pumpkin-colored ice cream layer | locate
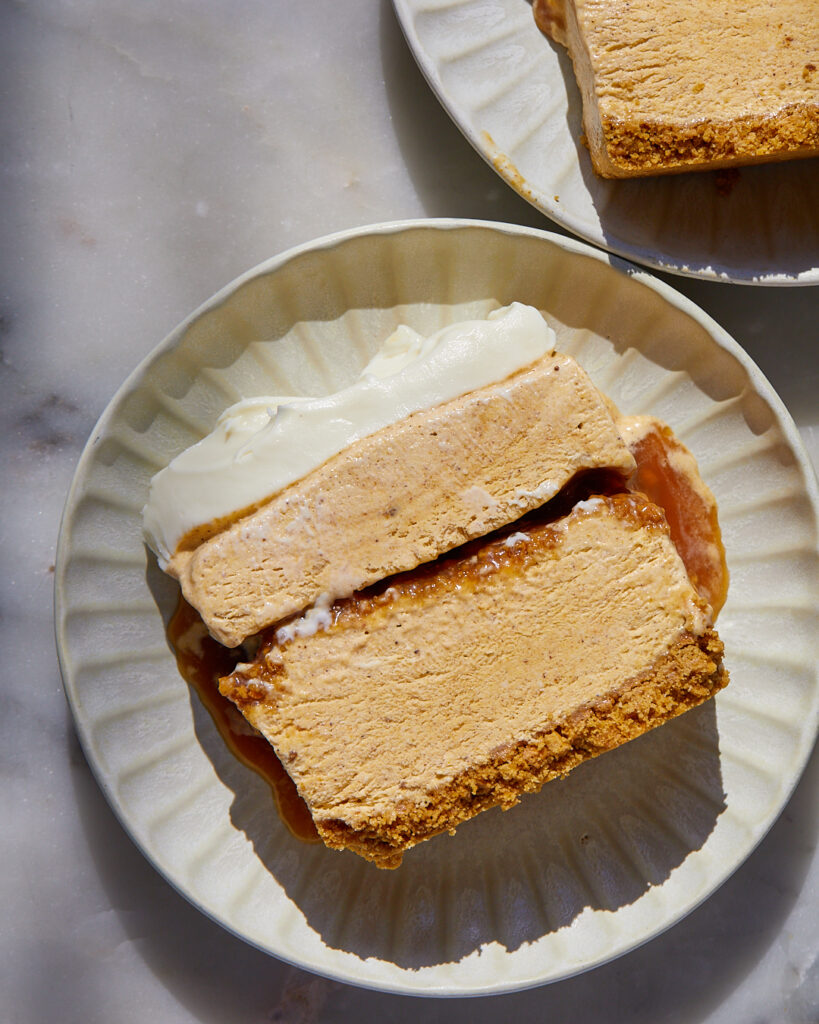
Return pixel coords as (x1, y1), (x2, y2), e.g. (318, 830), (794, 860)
(168, 352), (634, 647)
(534, 0), (819, 177)
(220, 493), (727, 868)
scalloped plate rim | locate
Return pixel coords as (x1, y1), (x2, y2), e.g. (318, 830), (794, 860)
(54, 219), (819, 996)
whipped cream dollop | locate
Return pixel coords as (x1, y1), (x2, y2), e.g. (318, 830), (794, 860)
(143, 302), (556, 565)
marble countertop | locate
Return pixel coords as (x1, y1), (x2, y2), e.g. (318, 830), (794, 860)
(3, 1), (817, 1021)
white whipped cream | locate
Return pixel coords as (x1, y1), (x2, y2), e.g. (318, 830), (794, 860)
(143, 302), (556, 565)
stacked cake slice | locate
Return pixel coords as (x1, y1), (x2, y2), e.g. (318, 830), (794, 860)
(145, 304), (728, 867)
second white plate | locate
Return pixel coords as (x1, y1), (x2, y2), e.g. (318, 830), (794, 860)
(393, 0), (819, 284)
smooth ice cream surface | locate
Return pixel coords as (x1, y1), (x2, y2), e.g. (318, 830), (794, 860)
(143, 303), (556, 565)
(567, 0), (818, 123)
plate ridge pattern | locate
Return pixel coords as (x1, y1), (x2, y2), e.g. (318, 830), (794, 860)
(56, 222), (819, 994)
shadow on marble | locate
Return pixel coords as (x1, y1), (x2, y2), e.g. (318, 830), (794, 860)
(333, 736), (819, 1023)
(379, 0), (555, 231)
(658, 274), (819, 433)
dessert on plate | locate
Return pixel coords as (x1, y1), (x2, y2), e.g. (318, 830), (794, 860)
(144, 303), (728, 867)
(533, 0), (819, 177)
(221, 490), (724, 868)
(148, 305), (634, 647)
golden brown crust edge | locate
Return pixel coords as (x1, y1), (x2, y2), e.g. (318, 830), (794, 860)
(597, 104), (819, 178)
(316, 628), (727, 869)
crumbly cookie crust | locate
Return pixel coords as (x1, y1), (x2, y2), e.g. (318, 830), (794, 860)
(598, 104), (819, 178)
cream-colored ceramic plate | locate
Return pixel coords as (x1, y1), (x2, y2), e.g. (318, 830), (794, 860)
(392, 0), (819, 285)
(55, 221), (819, 996)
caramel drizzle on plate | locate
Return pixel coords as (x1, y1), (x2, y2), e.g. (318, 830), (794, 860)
(167, 597), (319, 843)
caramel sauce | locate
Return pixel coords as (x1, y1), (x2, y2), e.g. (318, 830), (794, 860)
(167, 596), (318, 842)
(626, 420), (728, 617)
(320, 485), (662, 632)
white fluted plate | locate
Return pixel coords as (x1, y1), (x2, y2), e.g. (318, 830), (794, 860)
(392, 0), (819, 284)
(55, 221), (819, 995)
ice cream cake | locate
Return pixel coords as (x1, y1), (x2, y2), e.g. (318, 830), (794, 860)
(533, 0), (819, 177)
(145, 303), (729, 867)
(221, 491), (725, 867)
(145, 304), (634, 647)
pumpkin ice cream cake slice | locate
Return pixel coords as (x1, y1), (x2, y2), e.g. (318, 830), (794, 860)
(221, 491), (726, 868)
(144, 302), (728, 868)
(534, 0), (819, 177)
(145, 303), (635, 647)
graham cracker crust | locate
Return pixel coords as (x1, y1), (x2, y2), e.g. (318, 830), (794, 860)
(598, 104), (819, 177)
(316, 628), (727, 868)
